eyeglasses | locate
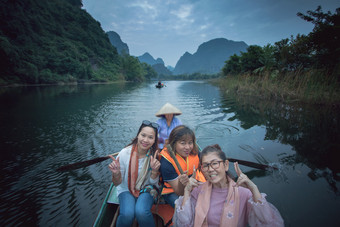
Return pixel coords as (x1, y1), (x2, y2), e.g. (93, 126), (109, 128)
(142, 120), (159, 130)
(201, 160), (224, 171)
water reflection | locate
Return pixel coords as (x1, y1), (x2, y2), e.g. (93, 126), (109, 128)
(220, 93), (340, 194)
(1, 81), (339, 227)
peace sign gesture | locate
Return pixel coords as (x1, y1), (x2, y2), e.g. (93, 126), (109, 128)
(184, 166), (203, 193)
(234, 162), (262, 202)
(108, 155), (120, 174)
(150, 150), (160, 172)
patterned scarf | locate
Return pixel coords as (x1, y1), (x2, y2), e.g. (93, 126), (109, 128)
(194, 176), (240, 227)
(128, 144), (151, 197)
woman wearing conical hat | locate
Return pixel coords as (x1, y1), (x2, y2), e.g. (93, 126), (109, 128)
(155, 103), (182, 149)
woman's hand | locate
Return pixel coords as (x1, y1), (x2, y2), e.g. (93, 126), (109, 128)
(150, 150), (160, 179)
(184, 166), (202, 193)
(108, 155), (122, 185)
(108, 155), (120, 174)
(182, 166), (202, 206)
(234, 162), (262, 202)
(150, 150), (160, 172)
(178, 171), (189, 186)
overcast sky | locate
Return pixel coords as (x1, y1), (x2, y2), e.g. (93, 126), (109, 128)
(82, 0), (339, 67)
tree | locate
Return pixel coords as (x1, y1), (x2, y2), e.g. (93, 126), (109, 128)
(297, 6), (340, 74)
(141, 63), (157, 80)
(240, 45), (265, 73)
(222, 54), (241, 75)
(120, 55), (145, 82)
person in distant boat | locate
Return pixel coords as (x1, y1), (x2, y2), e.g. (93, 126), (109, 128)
(159, 125), (206, 208)
(173, 144), (284, 227)
(108, 120), (161, 227)
(158, 81), (162, 86)
(155, 102), (183, 149)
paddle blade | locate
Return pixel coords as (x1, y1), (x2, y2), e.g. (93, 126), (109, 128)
(56, 156), (110, 172)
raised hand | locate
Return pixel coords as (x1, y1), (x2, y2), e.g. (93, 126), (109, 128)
(184, 165), (202, 193)
(178, 170), (189, 186)
(108, 155), (120, 174)
(150, 150), (161, 172)
(234, 162), (262, 202)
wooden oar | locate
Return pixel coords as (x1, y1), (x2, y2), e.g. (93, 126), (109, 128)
(228, 158), (277, 170)
(196, 143), (277, 171)
(56, 152), (119, 172)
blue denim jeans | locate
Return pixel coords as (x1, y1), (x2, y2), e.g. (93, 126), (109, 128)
(117, 191), (155, 227)
(162, 192), (179, 208)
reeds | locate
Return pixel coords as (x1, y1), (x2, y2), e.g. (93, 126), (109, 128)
(215, 70), (340, 105)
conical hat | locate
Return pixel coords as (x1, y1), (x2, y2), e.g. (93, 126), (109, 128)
(155, 103), (182, 117)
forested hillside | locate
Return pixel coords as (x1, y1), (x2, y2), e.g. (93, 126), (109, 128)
(0, 0), (147, 85)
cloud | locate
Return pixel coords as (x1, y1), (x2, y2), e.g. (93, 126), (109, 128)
(82, 0), (340, 66)
(171, 4), (193, 20)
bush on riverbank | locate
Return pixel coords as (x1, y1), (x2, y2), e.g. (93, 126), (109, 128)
(218, 6), (340, 105)
(216, 70), (340, 105)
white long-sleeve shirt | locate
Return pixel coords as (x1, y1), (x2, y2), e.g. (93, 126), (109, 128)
(116, 145), (159, 197)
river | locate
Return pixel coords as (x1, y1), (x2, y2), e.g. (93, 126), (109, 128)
(0, 81), (339, 226)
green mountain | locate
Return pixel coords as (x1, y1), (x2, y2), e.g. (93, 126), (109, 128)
(138, 52), (164, 66)
(173, 38), (248, 75)
(138, 52), (172, 76)
(106, 31), (129, 55)
(0, 0), (143, 85)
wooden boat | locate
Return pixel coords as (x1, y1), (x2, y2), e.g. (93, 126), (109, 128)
(155, 84), (164, 88)
(93, 183), (174, 227)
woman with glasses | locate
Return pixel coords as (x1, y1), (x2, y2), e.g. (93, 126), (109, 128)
(173, 144), (284, 227)
(159, 125), (206, 208)
(155, 103), (183, 149)
(108, 120), (161, 227)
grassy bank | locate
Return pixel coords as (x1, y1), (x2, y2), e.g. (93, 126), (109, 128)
(214, 70), (340, 105)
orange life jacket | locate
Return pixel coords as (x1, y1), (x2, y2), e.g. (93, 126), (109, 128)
(160, 147), (206, 194)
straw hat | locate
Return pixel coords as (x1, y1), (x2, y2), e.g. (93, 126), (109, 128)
(155, 103), (182, 117)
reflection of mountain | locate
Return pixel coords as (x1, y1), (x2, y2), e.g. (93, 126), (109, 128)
(221, 94), (340, 193)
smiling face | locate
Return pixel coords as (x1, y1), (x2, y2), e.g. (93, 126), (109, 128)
(137, 126), (156, 153)
(201, 152), (229, 188)
(174, 135), (194, 158)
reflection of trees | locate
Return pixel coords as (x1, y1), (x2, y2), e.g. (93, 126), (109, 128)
(221, 94), (340, 193)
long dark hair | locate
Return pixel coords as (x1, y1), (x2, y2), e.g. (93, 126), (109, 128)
(167, 125), (198, 155)
(200, 144), (234, 179)
(127, 122), (159, 155)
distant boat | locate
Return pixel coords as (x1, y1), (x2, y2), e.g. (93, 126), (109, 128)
(93, 183), (174, 227)
(155, 82), (165, 88)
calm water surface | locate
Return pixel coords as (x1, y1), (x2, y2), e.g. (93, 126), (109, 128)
(0, 81), (339, 226)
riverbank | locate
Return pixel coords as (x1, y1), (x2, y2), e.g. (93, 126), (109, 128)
(213, 70), (340, 106)
(0, 79), (128, 88)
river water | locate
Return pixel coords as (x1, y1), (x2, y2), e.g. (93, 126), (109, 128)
(0, 81), (339, 226)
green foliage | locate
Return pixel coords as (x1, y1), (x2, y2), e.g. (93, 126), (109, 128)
(297, 6), (340, 73)
(141, 63), (157, 80)
(240, 45), (265, 72)
(119, 55), (145, 82)
(0, 0), (146, 85)
(161, 73), (221, 80)
(222, 54), (241, 75)
(222, 6), (339, 79)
